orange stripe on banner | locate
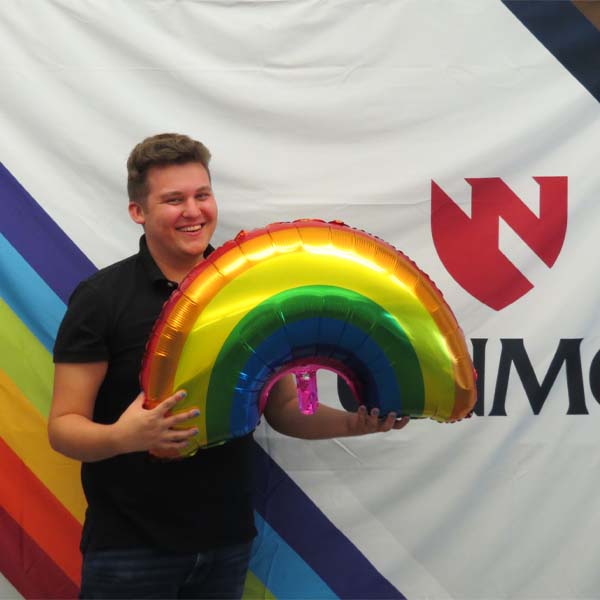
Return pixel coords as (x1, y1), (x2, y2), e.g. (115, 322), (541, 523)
(0, 368), (86, 523)
(0, 439), (82, 586)
(572, 1), (600, 30)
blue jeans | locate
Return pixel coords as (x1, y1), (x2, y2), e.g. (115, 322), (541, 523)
(79, 542), (253, 599)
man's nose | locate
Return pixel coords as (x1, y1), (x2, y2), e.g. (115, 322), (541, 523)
(182, 198), (202, 217)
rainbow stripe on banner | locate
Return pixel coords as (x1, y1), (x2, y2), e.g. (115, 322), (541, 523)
(0, 162), (404, 599)
(503, 0), (600, 103)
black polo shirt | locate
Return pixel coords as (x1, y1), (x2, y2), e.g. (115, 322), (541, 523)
(54, 236), (256, 553)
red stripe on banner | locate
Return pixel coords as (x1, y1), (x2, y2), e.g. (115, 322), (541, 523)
(0, 507), (79, 600)
(0, 439), (82, 588)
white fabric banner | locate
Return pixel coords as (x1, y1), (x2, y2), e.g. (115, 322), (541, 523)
(1, 1), (599, 598)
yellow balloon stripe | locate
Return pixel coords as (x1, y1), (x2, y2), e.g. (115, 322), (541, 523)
(0, 299), (53, 418)
(0, 368), (86, 523)
(145, 221), (475, 453)
(174, 248), (454, 443)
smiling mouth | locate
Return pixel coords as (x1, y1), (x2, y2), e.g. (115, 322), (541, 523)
(178, 224), (204, 233)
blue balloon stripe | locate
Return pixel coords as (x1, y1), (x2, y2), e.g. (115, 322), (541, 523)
(502, 0), (600, 102)
(250, 513), (337, 599)
(0, 234), (66, 352)
(0, 163), (96, 303)
(253, 443), (405, 600)
(230, 318), (402, 435)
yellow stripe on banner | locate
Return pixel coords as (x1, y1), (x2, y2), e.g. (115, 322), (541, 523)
(0, 299), (54, 418)
(0, 369), (86, 523)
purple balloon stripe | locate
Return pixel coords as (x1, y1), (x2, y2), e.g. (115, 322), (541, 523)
(0, 163), (96, 303)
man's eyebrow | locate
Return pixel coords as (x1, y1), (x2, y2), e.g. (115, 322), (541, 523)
(161, 185), (212, 196)
(159, 185), (212, 198)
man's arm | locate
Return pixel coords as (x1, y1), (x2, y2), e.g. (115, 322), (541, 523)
(263, 375), (409, 439)
(48, 362), (200, 462)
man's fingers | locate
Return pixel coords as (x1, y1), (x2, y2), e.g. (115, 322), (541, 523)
(360, 408), (410, 433)
(165, 407), (200, 428)
(360, 407), (377, 432)
(149, 441), (191, 459)
(392, 415), (410, 430)
(154, 427), (199, 457)
(133, 391), (146, 406)
(378, 412), (397, 432)
(154, 390), (188, 415)
(166, 427), (199, 443)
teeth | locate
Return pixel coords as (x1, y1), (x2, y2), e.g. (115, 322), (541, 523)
(179, 225), (203, 232)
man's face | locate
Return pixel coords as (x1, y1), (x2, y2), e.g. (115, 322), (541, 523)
(129, 162), (218, 272)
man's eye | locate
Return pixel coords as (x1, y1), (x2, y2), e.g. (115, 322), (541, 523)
(167, 198), (182, 204)
(196, 193), (210, 200)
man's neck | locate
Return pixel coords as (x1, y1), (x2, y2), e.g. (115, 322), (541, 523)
(146, 241), (203, 284)
(158, 261), (199, 284)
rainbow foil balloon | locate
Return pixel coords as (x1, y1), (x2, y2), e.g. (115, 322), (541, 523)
(141, 219), (476, 457)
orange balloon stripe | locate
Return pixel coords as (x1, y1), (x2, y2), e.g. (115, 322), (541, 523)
(0, 369), (86, 523)
(449, 350), (476, 420)
(144, 262), (225, 404)
(144, 221), (475, 423)
(410, 260), (474, 422)
(0, 439), (82, 586)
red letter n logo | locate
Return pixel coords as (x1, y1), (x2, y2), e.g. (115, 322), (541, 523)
(431, 177), (568, 310)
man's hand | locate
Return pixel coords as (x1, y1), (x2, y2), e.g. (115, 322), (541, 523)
(264, 374), (410, 439)
(49, 362), (201, 462)
(346, 406), (410, 436)
(114, 390), (200, 455)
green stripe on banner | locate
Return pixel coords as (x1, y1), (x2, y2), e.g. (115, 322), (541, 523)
(243, 569), (276, 600)
(0, 299), (53, 418)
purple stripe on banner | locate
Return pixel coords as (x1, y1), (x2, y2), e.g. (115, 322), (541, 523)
(253, 443), (405, 599)
(502, 0), (600, 103)
(0, 163), (405, 599)
(0, 163), (96, 303)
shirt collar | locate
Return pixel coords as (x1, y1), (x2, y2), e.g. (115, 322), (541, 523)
(138, 235), (215, 288)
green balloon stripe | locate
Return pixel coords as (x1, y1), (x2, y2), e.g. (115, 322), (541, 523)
(202, 286), (424, 441)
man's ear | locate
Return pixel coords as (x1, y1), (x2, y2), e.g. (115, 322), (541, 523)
(128, 202), (146, 225)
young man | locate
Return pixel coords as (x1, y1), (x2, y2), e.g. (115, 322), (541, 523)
(49, 133), (409, 599)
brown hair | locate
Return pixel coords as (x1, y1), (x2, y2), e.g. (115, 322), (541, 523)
(127, 133), (211, 204)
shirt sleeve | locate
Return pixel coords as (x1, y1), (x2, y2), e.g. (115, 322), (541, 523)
(53, 280), (111, 363)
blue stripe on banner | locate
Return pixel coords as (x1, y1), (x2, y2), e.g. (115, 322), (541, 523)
(0, 233), (66, 352)
(253, 443), (405, 599)
(0, 163), (96, 303)
(0, 162), (406, 599)
(502, 0), (600, 102)
(251, 513), (337, 599)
